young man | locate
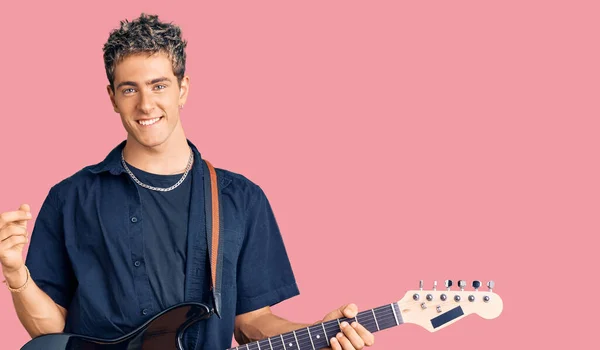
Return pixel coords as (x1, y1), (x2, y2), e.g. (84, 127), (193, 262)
(0, 13), (374, 350)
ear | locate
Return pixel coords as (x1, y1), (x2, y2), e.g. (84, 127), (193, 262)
(178, 76), (190, 108)
(107, 84), (119, 113)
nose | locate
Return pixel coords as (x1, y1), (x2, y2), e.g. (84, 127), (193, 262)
(137, 89), (155, 114)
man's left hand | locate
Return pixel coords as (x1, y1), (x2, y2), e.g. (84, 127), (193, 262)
(319, 303), (375, 350)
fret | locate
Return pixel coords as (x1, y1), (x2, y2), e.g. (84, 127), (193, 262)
(292, 330), (300, 349)
(269, 334), (285, 350)
(322, 319), (341, 344)
(282, 332), (297, 349)
(393, 302), (404, 325)
(371, 309), (380, 331)
(241, 338), (279, 350)
(391, 303), (399, 325)
(306, 326), (316, 350)
(308, 324), (329, 349)
(353, 310), (375, 334)
(280, 334), (287, 350)
(321, 322), (330, 347)
(374, 305), (400, 330)
(258, 339), (273, 350)
(295, 327), (315, 350)
(372, 307), (389, 330)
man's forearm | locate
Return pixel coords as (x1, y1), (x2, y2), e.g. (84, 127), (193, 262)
(5, 266), (67, 338)
(235, 312), (311, 344)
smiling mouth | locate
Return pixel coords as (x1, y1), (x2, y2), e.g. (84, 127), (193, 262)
(137, 116), (163, 126)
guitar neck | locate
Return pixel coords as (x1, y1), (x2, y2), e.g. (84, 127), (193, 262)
(228, 302), (403, 350)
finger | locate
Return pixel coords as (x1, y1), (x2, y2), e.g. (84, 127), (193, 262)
(0, 210), (32, 229)
(327, 303), (357, 321)
(342, 304), (358, 318)
(329, 336), (342, 350)
(340, 322), (365, 349)
(351, 322), (375, 346)
(322, 304), (348, 322)
(335, 332), (355, 350)
(14, 204), (31, 229)
(0, 223), (28, 241)
(0, 234), (28, 251)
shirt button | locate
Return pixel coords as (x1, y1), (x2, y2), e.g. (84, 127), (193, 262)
(130, 216), (138, 223)
(142, 309), (148, 316)
(134, 261), (141, 267)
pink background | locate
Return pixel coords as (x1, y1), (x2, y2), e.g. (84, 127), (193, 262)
(0, 0), (597, 348)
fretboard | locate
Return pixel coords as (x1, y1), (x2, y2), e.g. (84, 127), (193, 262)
(227, 302), (403, 350)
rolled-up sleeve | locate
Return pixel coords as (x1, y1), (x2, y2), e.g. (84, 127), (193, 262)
(235, 186), (299, 315)
(25, 187), (76, 309)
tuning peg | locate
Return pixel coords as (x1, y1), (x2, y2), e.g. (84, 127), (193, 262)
(458, 280), (466, 291)
(472, 280), (481, 291)
(487, 280), (495, 292)
(433, 281), (438, 291)
(419, 280), (423, 290)
(445, 280), (452, 290)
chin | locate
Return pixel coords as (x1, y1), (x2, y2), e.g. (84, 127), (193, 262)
(142, 139), (169, 149)
(129, 135), (168, 149)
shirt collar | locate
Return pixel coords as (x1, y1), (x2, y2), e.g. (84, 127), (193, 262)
(88, 139), (204, 176)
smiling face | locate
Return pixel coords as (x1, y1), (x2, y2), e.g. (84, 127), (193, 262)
(107, 52), (189, 150)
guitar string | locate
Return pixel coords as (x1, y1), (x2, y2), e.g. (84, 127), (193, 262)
(233, 305), (399, 349)
(236, 313), (398, 349)
(256, 313), (398, 344)
(234, 316), (397, 350)
(236, 316), (393, 350)
(235, 293), (489, 350)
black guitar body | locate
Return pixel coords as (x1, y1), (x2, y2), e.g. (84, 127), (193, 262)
(20, 302), (213, 350)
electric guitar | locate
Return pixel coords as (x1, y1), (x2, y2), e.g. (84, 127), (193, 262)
(20, 280), (503, 350)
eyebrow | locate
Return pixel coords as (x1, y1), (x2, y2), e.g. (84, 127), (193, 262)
(115, 77), (171, 90)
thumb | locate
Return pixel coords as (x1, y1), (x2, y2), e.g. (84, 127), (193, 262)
(322, 303), (358, 322)
(20, 204), (31, 215)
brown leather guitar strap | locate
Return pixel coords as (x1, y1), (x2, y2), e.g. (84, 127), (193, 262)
(203, 159), (223, 318)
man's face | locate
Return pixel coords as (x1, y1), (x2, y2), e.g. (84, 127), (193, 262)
(107, 52), (189, 149)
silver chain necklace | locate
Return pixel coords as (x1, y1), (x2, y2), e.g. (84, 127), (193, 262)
(121, 147), (194, 192)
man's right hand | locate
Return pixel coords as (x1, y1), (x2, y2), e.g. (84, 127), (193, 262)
(0, 204), (32, 280)
(1, 203), (69, 337)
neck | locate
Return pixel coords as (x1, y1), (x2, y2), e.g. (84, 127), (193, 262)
(122, 127), (192, 175)
(227, 303), (403, 350)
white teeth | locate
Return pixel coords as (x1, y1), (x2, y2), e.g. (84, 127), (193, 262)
(138, 117), (161, 126)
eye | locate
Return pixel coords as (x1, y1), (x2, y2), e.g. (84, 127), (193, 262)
(122, 88), (135, 95)
(155, 84), (167, 90)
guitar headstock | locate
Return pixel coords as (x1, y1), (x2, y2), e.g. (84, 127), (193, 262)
(398, 280), (503, 332)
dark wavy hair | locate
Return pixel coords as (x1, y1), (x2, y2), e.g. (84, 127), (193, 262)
(103, 13), (188, 91)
